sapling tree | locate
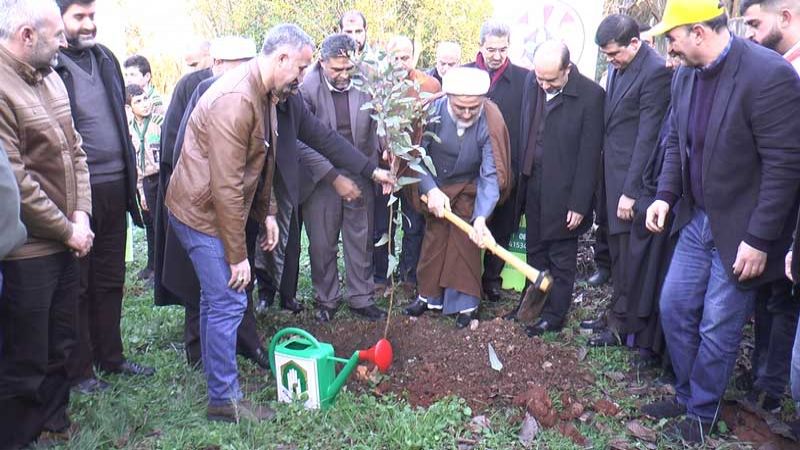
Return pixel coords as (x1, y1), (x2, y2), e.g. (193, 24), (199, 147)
(351, 47), (439, 335)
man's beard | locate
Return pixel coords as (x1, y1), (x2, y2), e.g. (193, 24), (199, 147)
(760, 26), (783, 52)
(30, 41), (58, 70)
(272, 80), (300, 102)
(67, 32), (96, 50)
(447, 102), (483, 136)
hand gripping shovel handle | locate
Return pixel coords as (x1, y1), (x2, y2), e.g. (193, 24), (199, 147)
(421, 195), (552, 293)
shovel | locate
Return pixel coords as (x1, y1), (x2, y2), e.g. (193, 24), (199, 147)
(421, 196), (552, 323)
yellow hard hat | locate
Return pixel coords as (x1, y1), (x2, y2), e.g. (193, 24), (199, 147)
(649, 0), (727, 36)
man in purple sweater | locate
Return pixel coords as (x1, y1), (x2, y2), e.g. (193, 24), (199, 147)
(643, 0), (800, 444)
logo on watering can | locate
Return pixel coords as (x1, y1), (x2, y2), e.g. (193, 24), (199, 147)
(280, 361), (309, 401)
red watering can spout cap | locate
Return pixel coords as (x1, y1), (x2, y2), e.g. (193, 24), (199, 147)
(358, 338), (393, 373)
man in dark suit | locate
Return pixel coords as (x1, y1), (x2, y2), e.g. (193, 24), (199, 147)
(464, 20), (530, 302)
(643, 0), (800, 443)
(581, 14), (671, 347)
(510, 41), (604, 336)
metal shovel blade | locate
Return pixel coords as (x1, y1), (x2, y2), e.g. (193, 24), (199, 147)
(488, 343), (503, 372)
(516, 284), (548, 324)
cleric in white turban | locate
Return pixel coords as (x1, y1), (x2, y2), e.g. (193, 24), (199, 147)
(443, 67), (490, 136)
(210, 36), (257, 63)
(404, 66), (512, 328)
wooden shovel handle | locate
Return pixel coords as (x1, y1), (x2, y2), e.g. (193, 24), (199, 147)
(421, 195), (551, 293)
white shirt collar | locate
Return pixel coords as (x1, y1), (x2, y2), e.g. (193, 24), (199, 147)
(783, 39), (800, 61)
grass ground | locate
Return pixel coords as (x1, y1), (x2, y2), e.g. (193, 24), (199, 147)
(39, 228), (770, 449)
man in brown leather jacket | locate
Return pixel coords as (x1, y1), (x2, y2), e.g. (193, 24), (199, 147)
(0, 0), (93, 446)
(166, 24), (394, 423)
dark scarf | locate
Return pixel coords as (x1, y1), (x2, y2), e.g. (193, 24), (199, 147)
(475, 52), (510, 90)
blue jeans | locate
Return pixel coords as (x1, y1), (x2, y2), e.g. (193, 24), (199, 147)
(792, 316), (800, 411)
(170, 214), (246, 405)
(660, 209), (755, 422)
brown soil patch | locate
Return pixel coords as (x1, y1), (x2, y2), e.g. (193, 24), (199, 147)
(301, 314), (592, 411)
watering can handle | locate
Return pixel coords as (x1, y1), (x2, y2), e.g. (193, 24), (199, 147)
(268, 327), (323, 375)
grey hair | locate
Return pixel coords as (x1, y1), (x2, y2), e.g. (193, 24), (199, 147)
(319, 33), (356, 61)
(479, 19), (511, 45)
(0, 0), (59, 40)
(261, 23), (315, 56)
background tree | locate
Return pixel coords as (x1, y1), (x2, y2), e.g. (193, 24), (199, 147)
(190, 0), (492, 68)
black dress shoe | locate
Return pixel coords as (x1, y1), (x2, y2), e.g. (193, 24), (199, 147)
(112, 361), (155, 376)
(640, 397), (686, 419)
(315, 306), (337, 323)
(455, 311), (475, 329)
(137, 267), (154, 281)
(253, 347), (270, 371)
(256, 291), (274, 314)
(71, 377), (110, 395)
(667, 417), (713, 444)
(404, 299), (429, 317)
(587, 269), (610, 286)
(525, 318), (561, 337)
(350, 304), (387, 321)
(484, 287), (502, 302)
(579, 316), (606, 331)
(280, 297), (304, 313)
(587, 329), (622, 347)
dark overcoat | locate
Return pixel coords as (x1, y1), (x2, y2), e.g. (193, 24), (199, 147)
(516, 66), (605, 241)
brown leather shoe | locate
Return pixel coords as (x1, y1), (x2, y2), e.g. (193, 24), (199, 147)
(207, 399), (276, 423)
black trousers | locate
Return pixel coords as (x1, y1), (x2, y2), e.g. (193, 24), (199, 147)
(752, 279), (800, 398)
(373, 186), (425, 286)
(593, 171), (611, 273)
(397, 196), (425, 284)
(483, 185), (519, 291)
(184, 218), (262, 365)
(69, 179), (128, 382)
(607, 233), (630, 329)
(0, 252), (79, 449)
(524, 178), (578, 326)
(141, 174), (159, 272)
(257, 208), (303, 303)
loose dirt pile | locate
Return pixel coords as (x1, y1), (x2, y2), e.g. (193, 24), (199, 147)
(307, 314), (593, 410)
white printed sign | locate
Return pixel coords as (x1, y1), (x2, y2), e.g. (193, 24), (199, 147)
(493, 0), (604, 79)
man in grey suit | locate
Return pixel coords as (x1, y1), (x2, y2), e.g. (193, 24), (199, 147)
(581, 14), (672, 347)
(299, 34), (387, 322)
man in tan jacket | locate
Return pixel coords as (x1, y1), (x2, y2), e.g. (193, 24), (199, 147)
(166, 23), (393, 423)
(0, 0), (94, 447)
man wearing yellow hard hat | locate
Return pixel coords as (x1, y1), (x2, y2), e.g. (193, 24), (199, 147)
(643, 0), (800, 444)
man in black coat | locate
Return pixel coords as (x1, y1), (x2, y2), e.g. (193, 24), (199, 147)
(153, 67), (212, 308)
(581, 14), (671, 347)
(55, 0), (152, 394)
(510, 41), (604, 336)
(643, 2), (800, 442)
(464, 20), (529, 301)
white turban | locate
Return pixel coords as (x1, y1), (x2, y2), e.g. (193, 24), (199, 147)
(210, 36), (257, 61)
(442, 67), (490, 96)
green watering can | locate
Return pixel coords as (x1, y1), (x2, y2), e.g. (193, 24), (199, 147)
(268, 327), (393, 410)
